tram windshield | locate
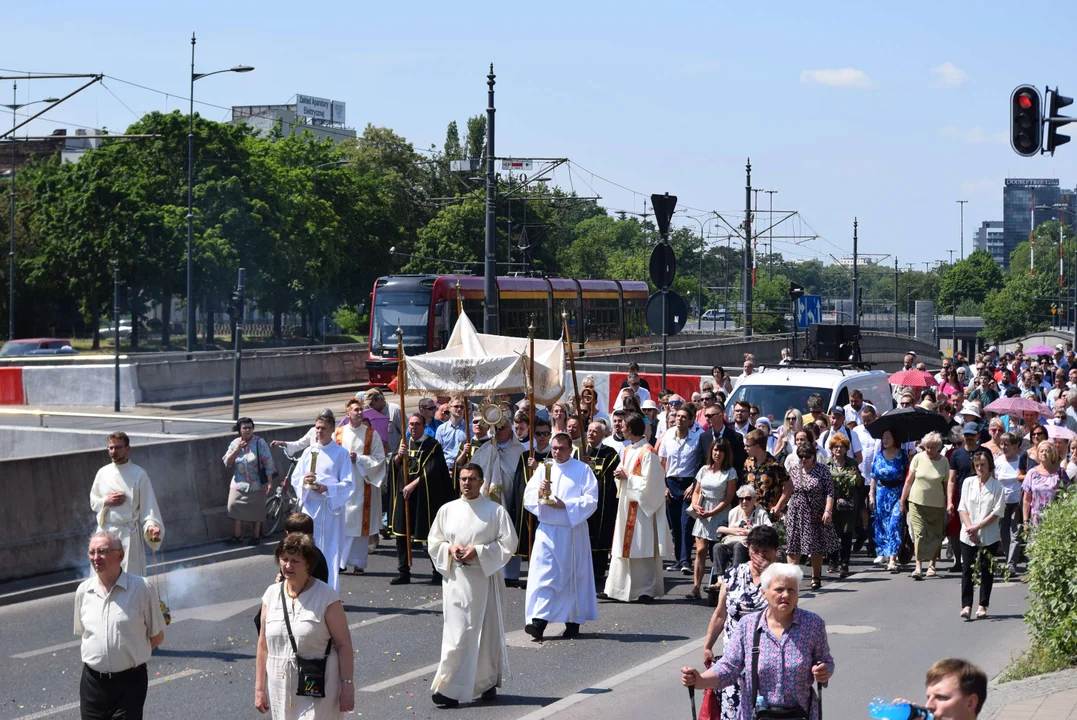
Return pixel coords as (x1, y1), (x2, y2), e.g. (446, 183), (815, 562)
(371, 290), (430, 351)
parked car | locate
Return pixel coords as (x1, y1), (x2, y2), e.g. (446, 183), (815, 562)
(98, 321), (134, 339)
(0, 338), (79, 356)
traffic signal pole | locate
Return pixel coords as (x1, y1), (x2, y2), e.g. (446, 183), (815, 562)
(743, 159), (752, 338)
(231, 267), (245, 422)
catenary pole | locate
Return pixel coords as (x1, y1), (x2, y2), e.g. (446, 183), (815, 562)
(483, 65), (498, 334)
(743, 159), (752, 338)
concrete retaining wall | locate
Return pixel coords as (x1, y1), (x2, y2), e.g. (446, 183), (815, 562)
(0, 425), (179, 460)
(0, 424), (307, 583)
(21, 365), (141, 407)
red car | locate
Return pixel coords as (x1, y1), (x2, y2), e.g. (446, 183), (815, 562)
(0, 338), (79, 357)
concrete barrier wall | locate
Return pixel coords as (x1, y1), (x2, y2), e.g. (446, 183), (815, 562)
(135, 348), (369, 403)
(0, 425), (178, 460)
(22, 365), (141, 407)
(0, 424), (307, 583)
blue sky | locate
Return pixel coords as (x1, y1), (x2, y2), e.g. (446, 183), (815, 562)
(4, 2), (1074, 267)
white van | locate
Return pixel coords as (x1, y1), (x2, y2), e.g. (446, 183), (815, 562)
(725, 364), (895, 425)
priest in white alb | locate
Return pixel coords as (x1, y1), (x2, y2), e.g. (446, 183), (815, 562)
(605, 412), (671, 603)
(290, 409), (355, 591)
(336, 398), (386, 575)
(470, 408), (527, 584)
(427, 462), (517, 708)
(523, 433), (599, 642)
(90, 431), (164, 577)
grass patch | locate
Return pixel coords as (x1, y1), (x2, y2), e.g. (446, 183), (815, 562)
(999, 644), (1074, 683)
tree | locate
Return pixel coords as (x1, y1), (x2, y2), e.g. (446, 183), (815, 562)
(938, 249), (1005, 306)
(443, 121), (463, 161)
(465, 116), (486, 160)
(982, 274), (1050, 341)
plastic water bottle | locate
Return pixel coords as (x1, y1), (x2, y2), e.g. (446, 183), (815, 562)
(869, 698), (933, 719)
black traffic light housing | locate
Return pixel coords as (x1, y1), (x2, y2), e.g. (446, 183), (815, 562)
(227, 287), (244, 318)
(1046, 87), (1073, 155)
(1011, 85), (1043, 157)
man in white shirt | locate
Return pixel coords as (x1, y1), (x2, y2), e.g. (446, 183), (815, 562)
(602, 410), (631, 457)
(818, 407), (862, 465)
(853, 404), (881, 554)
(75, 530), (165, 720)
(730, 399), (753, 436)
(658, 407), (704, 572)
(613, 372), (651, 410)
(844, 390), (866, 427)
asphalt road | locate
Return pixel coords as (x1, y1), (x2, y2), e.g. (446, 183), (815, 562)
(0, 544), (1031, 720)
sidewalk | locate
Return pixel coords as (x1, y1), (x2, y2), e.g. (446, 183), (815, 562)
(983, 669), (1077, 720)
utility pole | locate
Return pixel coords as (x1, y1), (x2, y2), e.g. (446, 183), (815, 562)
(766, 190), (777, 279)
(957, 200), (968, 260)
(483, 64), (498, 334)
(113, 268), (121, 412)
(231, 268), (245, 421)
(894, 257), (899, 335)
(851, 218), (859, 325)
(743, 159), (752, 338)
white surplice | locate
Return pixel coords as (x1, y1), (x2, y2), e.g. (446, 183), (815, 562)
(472, 438), (526, 507)
(89, 462), (165, 576)
(605, 439), (671, 602)
(336, 422), (386, 570)
(428, 496), (517, 703)
(523, 457), (599, 624)
(290, 440), (354, 591)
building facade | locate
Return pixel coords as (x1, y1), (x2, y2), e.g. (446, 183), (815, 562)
(231, 103), (355, 143)
(1001, 178), (1076, 270)
(974, 220), (1005, 266)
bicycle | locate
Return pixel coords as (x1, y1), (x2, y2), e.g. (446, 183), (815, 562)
(262, 450), (300, 537)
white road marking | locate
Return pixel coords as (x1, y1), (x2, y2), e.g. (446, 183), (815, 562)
(9, 668), (202, 720)
(827, 624), (878, 634)
(514, 638), (706, 720)
(11, 598), (259, 659)
(348, 598), (442, 629)
(360, 661), (440, 693)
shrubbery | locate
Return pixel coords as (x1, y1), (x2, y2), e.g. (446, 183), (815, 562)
(1024, 488), (1077, 665)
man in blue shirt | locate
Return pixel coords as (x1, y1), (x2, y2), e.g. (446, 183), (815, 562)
(434, 395), (468, 470)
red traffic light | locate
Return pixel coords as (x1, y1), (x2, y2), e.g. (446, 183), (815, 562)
(1018, 94), (1034, 110)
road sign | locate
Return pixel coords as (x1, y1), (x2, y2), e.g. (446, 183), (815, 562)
(649, 243), (677, 287)
(796, 295), (822, 329)
(650, 193), (677, 237)
(646, 291), (688, 337)
(501, 159), (533, 171)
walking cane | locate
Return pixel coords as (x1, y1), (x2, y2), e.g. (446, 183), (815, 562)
(687, 686), (697, 720)
(396, 328), (412, 567)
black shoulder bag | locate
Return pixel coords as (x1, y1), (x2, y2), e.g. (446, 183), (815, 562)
(255, 437), (270, 487)
(749, 614), (823, 720)
(279, 582), (333, 698)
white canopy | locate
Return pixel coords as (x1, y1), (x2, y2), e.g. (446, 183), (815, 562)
(403, 313), (566, 404)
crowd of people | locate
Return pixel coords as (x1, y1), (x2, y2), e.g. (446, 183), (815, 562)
(72, 345), (1076, 718)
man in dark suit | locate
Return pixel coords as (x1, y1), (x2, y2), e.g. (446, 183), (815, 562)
(697, 405), (746, 478)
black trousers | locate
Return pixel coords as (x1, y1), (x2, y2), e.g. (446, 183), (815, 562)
(960, 541), (1000, 609)
(80, 663), (148, 720)
(395, 535), (435, 575)
(592, 550), (608, 595)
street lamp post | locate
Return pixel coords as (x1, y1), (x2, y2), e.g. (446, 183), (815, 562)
(3, 84), (58, 340)
(186, 31), (253, 352)
(957, 200), (967, 260)
(679, 213), (712, 330)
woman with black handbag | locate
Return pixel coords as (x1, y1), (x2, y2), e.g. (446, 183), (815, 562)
(224, 417), (278, 544)
(682, 562), (833, 720)
(255, 533), (354, 718)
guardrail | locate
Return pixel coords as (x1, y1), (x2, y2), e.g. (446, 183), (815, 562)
(0, 342), (368, 366)
(0, 408), (293, 433)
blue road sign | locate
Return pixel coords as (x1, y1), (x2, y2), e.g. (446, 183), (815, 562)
(796, 295), (822, 329)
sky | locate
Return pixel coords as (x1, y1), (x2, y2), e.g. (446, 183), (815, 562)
(4, 1), (1075, 268)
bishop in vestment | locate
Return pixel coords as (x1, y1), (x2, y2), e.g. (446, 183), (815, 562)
(580, 421), (621, 595)
(388, 413), (454, 584)
(336, 399), (386, 574)
(523, 433), (599, 641)
(428, 463), (518, 708)
(605, 413), (672, 603)
(289, 410), (355, 591)
(90, 432), (164, 577)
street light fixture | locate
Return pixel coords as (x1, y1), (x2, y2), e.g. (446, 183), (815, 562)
(186, 31), (253, 352)
(677, 212), (715, 330)
(4, 88), (59, 340)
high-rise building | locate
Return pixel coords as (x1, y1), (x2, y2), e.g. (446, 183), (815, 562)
(974, 220), (1005, 266)
(1001, 178), (1076, 269)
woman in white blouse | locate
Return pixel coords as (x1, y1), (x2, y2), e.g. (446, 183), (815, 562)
(957, 449), (1006, 622)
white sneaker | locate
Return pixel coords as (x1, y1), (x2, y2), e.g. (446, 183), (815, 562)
(873, 555), (885, 565)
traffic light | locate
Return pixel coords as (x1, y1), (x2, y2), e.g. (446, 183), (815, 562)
(228, 287), (244, 319)
(1011, 85), (1042, 157)
(1046, 87), (1073, 155)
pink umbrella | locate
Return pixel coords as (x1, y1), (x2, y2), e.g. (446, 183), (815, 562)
(888, 369), (937, 388)
(1046, 423), (1076, 441)
(983, 397), (1052, 418)
(1024, 345), (1055, 356)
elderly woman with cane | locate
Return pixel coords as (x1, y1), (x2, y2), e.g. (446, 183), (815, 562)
(683, 562), (833, 719)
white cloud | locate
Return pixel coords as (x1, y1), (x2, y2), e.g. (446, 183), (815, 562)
(939, 125), (1007, 144)
(799, 68), (872, 88)
(931, 61), (966, 88)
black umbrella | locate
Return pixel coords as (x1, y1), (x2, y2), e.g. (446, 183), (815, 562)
(865, 406), (951, 445)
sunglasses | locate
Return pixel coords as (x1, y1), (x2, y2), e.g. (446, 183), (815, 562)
(705, 413), (720, 420)
(535, 431), (551, 437)
(669, 401), (684, 406)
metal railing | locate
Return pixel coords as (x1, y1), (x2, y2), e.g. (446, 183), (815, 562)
(0, 408), (294, 433)
(0, 342), (368, 366)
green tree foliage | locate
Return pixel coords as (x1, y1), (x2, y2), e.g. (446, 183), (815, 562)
(443, 121), (463, 161)
(1025, 489), (1077, 665)
(465, 116), (486, 160)
(939, 249), (1006, 306)
(982, 274), (1049, 341)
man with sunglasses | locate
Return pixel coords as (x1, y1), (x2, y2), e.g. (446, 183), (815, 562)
(695, 392), (717, 431)
(698, 405), (747, 479)
(614, 372), (650, 410)
(418, 398), (441, 438)
(435, 395), (469, 472)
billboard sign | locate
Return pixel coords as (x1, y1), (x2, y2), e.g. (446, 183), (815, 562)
(331, 100), (346, 125)
(297, 93), (332, 122)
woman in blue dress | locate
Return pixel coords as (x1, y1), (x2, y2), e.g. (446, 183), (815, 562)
(869, 428), (907, 573)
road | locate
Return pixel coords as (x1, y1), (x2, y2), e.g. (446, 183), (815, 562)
(0, 545), (1030, 720)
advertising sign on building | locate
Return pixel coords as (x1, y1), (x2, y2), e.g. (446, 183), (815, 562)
(296, 93), (333, 122)
(331, 101), (346, 125)
(1005, 178), (1060, 187)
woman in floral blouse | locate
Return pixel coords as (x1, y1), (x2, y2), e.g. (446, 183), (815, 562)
(1022, 440), (1070, 528)
(684, 562), (834, 720)
(223, 417), (278, 544)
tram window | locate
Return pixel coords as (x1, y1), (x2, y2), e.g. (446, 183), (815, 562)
(584, 298), (619, 343)
(435, 300), (450, 349)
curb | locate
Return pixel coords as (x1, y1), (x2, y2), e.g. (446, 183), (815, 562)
(982, 668), (1077, 719)
(0, 539), (277, 607)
